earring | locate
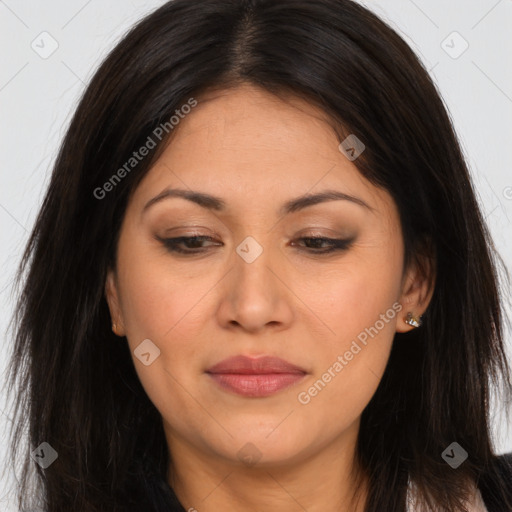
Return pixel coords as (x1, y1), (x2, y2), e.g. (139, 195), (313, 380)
(405, 312), (422, 328)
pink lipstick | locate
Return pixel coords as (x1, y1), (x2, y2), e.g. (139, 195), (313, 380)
(206, 355), (307, 398)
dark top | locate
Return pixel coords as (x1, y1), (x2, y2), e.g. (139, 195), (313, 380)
(146, 453), (512, 511)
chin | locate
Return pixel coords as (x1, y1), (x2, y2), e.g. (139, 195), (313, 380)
(210, 427), (315, 468)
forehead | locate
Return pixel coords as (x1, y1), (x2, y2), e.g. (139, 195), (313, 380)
(128, 84), (396, 224)
(170, 84), (340, 161)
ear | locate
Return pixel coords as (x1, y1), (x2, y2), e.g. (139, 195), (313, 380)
(105, 268), (126, 337)
(396, 240), (436, 333)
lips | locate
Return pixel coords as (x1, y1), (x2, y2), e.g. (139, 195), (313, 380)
(206, 355), (307, 398)
(207, 355), (306, 375)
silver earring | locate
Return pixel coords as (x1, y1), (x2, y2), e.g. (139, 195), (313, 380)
(405, 312), (422, 328)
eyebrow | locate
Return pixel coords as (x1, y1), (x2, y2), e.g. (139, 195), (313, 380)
(142, 187), (374, 215)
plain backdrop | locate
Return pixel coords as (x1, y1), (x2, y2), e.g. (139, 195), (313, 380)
(1, 0), (511, 509)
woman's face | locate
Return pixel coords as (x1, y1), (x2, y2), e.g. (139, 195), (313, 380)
(106, 83), (430, 470)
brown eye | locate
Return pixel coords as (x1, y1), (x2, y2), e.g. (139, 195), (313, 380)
(157, 235), (222, 254)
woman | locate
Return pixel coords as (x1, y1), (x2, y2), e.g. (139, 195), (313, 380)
(7, 0), (512, 510)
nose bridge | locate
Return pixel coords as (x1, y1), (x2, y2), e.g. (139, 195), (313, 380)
(232, 234), (276, 298)
(217, 234), (293, 331)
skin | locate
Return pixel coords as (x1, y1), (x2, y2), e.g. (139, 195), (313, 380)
(105, 83), (434, 512)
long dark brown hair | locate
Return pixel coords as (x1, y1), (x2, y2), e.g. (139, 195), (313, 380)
(6, 0), (512, 510)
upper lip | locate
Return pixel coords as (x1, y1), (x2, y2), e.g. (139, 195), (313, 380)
(206, 355), (307, 375)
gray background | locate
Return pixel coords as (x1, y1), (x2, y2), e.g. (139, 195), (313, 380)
(1, 0), (511, 508)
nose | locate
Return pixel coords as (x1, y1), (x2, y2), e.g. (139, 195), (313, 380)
(215, 239), (294, 334)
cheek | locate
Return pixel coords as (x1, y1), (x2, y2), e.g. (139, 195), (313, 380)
(114, 233), (215, 410)
(318, 272), (398, 384)
(313, 248), (403, 338)
(299, 246), (403, 413)
(296, 296), (398, 431)
(115, 250), (210, 431)
(116, 233), (206, 342)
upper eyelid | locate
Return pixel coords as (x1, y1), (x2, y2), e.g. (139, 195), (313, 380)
(158, 233), (351, 241)
(156, 225), (351, 236)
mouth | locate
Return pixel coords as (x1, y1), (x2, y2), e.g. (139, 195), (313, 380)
(205, 355), (307, 398)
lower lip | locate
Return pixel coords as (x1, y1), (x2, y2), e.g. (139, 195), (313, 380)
(207, 373), (306, 397)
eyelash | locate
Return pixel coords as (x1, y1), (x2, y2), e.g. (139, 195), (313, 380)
(157, 235), (354, 255)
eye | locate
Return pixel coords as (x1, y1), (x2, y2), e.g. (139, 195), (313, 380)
(290, 236), (355, 254)
(156, 235), (355, 256)
(156, 235), (221, 254)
